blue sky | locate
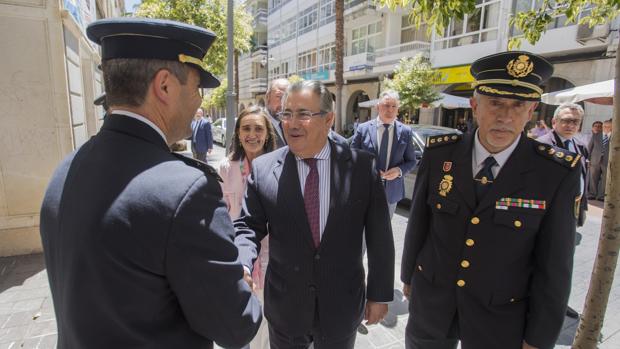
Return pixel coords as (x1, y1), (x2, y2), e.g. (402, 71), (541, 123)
(125, 0), (142, 13)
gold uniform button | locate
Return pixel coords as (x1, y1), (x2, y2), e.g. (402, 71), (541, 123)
(457, 279), (466, 287)
(466, 239), (475, 247)
(461, 260), (470, 268)
(514, 220), (522, 228)
(436, 203), (442, 209)
(470, 217), (480, 225)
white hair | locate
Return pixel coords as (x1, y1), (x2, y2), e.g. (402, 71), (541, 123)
(553, 103), (584, 120)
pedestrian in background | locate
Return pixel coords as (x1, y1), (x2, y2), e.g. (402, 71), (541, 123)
(265, 78), (290, 148)
(588, 119), (613, 201)
(39, 18), (262, 349)
(191, 107), (213, 161)
(235, 80), (395, 349)
(218, 105), (276, 349)
(529, 119), (550, 139)
(402, 51), (581, 349)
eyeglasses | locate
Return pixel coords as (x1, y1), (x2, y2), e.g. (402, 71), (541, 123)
(559, 118), (581, 126)
(279, 110), (327, 121)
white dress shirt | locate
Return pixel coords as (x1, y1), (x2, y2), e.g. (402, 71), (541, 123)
(472, 130), (520, 178)
(113, 110), (168, 145)
(376, 117), (395, 170)
(295, 141), (331, 239)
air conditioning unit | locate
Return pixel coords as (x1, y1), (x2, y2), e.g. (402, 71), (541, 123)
(576, 23), (610, 44)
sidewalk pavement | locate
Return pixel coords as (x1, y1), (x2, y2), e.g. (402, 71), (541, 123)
(1, 144), (618, 348)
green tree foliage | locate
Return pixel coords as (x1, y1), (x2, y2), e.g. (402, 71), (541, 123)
(135, 0), (253, 77)
(384, 54), (441, 110)
(203, 79), (227, 109)
(287, 74), (305, 84)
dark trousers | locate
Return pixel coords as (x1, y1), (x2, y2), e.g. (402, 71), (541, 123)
(268, 305), (356, 349)
(192, 151), (207, 162)
(406, 312), (459, 349)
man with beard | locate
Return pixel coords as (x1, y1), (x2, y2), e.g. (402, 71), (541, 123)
(401, 51), (581, 349)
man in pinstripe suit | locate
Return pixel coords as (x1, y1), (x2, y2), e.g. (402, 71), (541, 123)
(235, 80), (395, 349)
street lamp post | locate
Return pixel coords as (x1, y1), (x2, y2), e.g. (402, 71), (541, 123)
(225, 0), (236, 152)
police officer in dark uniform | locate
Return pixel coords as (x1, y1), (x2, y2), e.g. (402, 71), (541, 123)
(401, 51), (581, 349)
(40, 18), (261, 349)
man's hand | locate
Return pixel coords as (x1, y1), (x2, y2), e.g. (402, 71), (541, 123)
(522, 340), (538, 349)
(242, 268), (255, 291)
(380, 167), (401, 181)
(364, 301), (388, 325)
(403, 283), (411, 301)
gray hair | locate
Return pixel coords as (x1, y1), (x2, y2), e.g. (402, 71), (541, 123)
(266, 78), (290, 96)
(553, 103), (584, 120)
(283, 80), (334, 113)
(103, 58), (189, 107)
(379, 90), (400, 104)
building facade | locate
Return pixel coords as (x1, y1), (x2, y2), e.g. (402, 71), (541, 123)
(263, 0), (616, 134)
(238, 0), (269, 111)
(0, 0), (124, 256)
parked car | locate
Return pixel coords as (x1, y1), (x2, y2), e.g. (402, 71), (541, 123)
(401, 124), (462, 204)
(211, 118), (236, 145)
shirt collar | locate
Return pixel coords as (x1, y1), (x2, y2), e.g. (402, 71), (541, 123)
(376, 117), (395, 127)
(113, 110), (168, 145)
(295, 140), (331, 161)
(473, 129), (520, 169)
(267, 110), (280, 125)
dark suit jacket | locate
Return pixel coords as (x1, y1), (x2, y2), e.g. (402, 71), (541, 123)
(401, 132), (580, 349)
(588, 132), (610, 166)
(40, 115), (261, 349)
(234, 139), (395, 340)
(191, 117), (214, 153)
(350, 119), (417, 203)
(268, 111), (286, 148)
(536, 130), (588, 226)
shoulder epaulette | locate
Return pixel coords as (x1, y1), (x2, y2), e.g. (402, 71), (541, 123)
(426, 133), (462, 149)
(172, 153), (223, 182)
(535, 143), (581, 169)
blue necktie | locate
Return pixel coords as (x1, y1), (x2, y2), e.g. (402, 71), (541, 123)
(603, 134), (609, 153)
(378, 124), (390, 171)
(564, 139), (572, 151)
(474, 156), (497, 203)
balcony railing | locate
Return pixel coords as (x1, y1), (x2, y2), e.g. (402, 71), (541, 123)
(249, 78), (268, 93)
(253, 8), (268, 27)
(374, 41), (431, 59)
(343, 52), (375, 72)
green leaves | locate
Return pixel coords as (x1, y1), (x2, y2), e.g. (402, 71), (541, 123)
(135, 0), (253, 77)
(384, 54), (441, 110)
(203, 78), (227, 109)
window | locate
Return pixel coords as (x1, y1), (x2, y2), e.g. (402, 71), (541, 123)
(298, 4), (318, 36)
(320, 0), (335, 26)
(351, 21), (383, 55)
(401, 16), (429, 43)
(297, 49), (317, 75)
(318, 42), (336, 71)
(280, 17), (297, 43)
(434, 0), (500, 50)
(268, 24), (280, 48)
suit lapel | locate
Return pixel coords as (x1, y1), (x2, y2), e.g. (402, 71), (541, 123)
(369, 122), (378, 156)
(273, 150), (316, 249)
(450, 132), (476, 211)
(475, 136), (532, 213)
(320, 140), (351, 247)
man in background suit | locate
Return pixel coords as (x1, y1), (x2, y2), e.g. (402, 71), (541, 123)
(40, 18), (261, 349)
(265, 78), (290, 148)
(191, 107), (213, 161)
(536, 103), (588, 227)
(588, 119), (612, 200)
(235, 80), (395, 349)
(351, 90), (417, 218)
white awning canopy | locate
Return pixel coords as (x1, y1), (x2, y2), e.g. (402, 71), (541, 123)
(541, 79), (614, 106)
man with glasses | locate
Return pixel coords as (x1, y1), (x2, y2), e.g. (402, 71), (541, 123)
(537, 103), (589, 227)
(40, 18), (261, 349)
(235, 80), (395, 349)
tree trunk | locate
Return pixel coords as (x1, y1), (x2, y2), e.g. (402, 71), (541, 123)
(572, 43), (620, 349)
(334, 0), (344, 133)
(234, 50), (240, 109)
